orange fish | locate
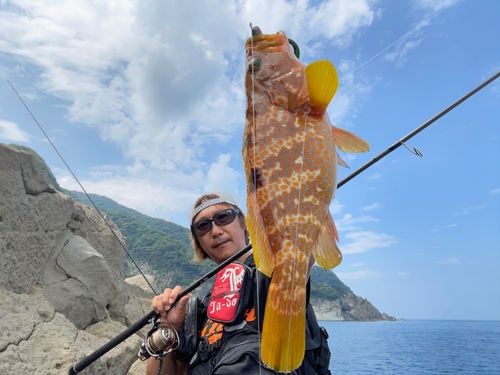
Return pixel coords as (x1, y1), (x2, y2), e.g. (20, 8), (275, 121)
(244, 30), (369, 372)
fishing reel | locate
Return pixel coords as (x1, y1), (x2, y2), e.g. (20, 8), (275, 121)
(138, 317), (180, 360)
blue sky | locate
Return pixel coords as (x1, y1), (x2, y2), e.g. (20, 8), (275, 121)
(1, 0), (499, 320)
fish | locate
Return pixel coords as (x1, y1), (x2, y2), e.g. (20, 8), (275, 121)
(243, 30), (369, 372)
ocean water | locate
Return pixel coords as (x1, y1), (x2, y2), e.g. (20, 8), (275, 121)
(321, 320), (500, 375)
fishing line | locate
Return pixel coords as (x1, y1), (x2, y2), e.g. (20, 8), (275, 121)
(289, 113), (309, 370)
(7, 80), (158, 296)
(339, 1), (457, 82)
(248, 23), (263, 375)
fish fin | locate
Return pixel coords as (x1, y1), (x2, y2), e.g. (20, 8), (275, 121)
(261, 272), (306, 372)
(312, 213), (342, 269)
(332, 126), (370, 153)
(305, 59), (339, 115)
(246, 192), (274, 277)
(337, 151), (350, 169)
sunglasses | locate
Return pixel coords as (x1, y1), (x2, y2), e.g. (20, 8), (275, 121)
(191, 208), (240, 237)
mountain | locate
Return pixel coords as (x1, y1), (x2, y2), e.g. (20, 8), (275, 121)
(16, 143), (394, 321)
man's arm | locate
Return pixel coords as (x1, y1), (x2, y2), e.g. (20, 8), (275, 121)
(146, 286), (192, 375)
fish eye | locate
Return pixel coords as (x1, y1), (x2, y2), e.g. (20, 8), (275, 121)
(248, 57), (262, 71)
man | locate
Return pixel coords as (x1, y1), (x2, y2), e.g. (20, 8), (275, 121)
(147, 191), (331, 375)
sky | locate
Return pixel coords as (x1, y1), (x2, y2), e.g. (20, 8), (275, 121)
(0, 0), (499, 320)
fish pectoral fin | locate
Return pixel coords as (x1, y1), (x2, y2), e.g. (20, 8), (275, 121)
(246, 192), (274, 277)
(312, 213), (342, 269)
(305, 59), (339, 115)
(337, 151), (350, 169)
(332, 125), (370, 153)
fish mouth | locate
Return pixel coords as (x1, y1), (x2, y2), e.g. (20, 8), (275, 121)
(245, 31), (288, 51)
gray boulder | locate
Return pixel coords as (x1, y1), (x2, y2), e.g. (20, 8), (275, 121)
(0, 144), (153, 373)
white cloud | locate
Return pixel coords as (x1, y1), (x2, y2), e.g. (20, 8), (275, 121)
(412, 0), (460, 13)
(366, 172), (383, 180)
(336, 269), (381, 281)
(437, 257), (460, 264)
(335, 213), (379, 232)
(0, 119), (31, 143)
(0, 64), (8, 79)
(383, 37), (424, 67)
(203, 153), (244, 204)
(351, 263), (365, 267)
(0, 0), (380, 220)
(446, 224), (457, 228)
(379, 0), (459, 67)
(397, 271), (410, 276)
(53, 151), (243, 225)
(0, 0), (377, 170)
(489, 187), (500, 195)
(360, 202), (381, 211)
(341, 230), (397, 254)
(330, 58), (376, 129)
(456, 204), (487, 216)
(329, 200), (344, 215)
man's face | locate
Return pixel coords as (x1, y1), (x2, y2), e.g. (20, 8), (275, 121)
(193, 203), (247, 265)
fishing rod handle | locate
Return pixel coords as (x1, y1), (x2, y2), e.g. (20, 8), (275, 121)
(68, 244), (252, 374)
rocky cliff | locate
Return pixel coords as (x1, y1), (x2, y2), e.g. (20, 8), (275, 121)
(0, 142), (394, 374)
(0, 144), (150, 374)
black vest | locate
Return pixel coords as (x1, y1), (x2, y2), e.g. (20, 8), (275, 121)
(176, 255), (331, 375)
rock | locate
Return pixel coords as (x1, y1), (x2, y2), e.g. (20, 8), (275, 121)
(0, 286), (142, 374)
(56, 236), (118, 324)
(0, 143), (143, 374)
(123, 275), (157, 338)
(126, 275), (158, 299)
(310, 298), (345, 321)
(340, 294), (384, 321)
(0, 144), (77, 294)
(42, 278), (99, 330)
(0, 144), (129, 324)
(382, 312), (397, 321)
(84, 320), (142, 374)
(311, 294), (389, 321)
(128, 358), (148, 375)
(0, 287), (55, 352)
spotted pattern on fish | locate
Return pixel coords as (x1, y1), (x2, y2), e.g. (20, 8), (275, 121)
(244, 30), (369, 372)
(243, 32), (339, 372)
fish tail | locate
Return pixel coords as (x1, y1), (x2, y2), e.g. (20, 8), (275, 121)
(312, 212), (342, 269)
(261, 269), (307, 372)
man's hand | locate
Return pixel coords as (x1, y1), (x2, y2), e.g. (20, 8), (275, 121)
(152, 286), (192, 332)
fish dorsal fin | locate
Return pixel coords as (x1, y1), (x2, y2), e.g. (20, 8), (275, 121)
(332, 126), (370, 153)
(337, 151), (350, 168)
(305, 59), (339, 115)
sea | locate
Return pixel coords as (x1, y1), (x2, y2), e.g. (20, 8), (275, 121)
(320, 320), (500, 375)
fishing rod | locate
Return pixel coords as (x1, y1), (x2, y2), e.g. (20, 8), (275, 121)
(10, 67), (499, 372)
(67, 67), (500, 373)
(338, 69), (500, 188)
(68, 243), (253, 375)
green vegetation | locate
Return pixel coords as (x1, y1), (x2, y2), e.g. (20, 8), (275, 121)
(104, 210), (215, 290)
(67, 191), (191, 247)
(310, 266), (352, 301)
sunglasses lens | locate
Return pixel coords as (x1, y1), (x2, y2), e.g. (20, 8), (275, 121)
(193, 220), (211, 236)
(213, 209), (237, 225)
(192, 209), (239, 236)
